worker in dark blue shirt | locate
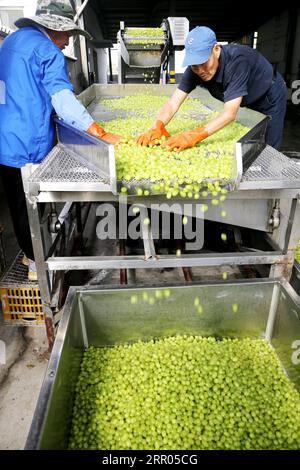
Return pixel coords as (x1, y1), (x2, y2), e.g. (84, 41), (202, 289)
(137, 26), (287, 152)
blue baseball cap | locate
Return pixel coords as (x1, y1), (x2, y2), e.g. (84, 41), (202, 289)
(182, 26), (217, 67)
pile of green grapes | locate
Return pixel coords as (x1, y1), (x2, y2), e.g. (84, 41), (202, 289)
(101, 94), (210, 117)
(125, 27), (165, 45)
(98, 94), (249, 198)
(125, 27), (165, 38)
(69, 335), (300, 450)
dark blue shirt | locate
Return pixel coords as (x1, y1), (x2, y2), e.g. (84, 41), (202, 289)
(178, 44), (274, 107)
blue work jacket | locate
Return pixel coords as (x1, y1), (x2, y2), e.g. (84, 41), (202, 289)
(0, 26), (73, 168)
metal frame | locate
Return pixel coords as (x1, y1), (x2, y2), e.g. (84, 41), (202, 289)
(22, 162), (300, 350)
(21, 85), (300, 348)
(117, 22), (169, 84)
(25, 277), (300, 449)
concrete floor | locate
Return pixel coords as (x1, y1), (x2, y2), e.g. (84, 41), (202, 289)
(0, 101), (299, 450)
(0, 181), (49, 449)
(0, 325), (48, 449)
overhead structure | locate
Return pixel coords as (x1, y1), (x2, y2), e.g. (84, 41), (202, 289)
(117, 17), (189, 84)
(89, 0), (294, 44)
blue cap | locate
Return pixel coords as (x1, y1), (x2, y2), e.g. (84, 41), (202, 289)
(182, 26), (217, 67)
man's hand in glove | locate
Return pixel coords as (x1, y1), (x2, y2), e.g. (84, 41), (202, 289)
(161, 127), (209, 152)
(136, 120), (170, 146)
(87, 122), (124, 145)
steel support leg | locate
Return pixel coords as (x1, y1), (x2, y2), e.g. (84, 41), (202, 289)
(26, 198), (55, 350)
(269, 197), (299, 280)
(23, 166), (54, 350)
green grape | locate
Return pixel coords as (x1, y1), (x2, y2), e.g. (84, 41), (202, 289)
(130, 294), (138, 304)
(182, 216), (188, 225)
(96, 94), (249, 198)
(142, 291), (149, 301)
(197, 305), (204, 315)
(132, 206), (140, 215)
(232, 303), (239, 313)
(69, 335), (300, 450)
(155, 290), (163, 299)
(211, 199), (219, 205)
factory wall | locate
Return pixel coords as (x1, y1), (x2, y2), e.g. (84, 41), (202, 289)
(0, 0), (37, 29)
(83, 4), (109, 85)
(95, 49), (108, 84)
(256, 10), (289, 76)
(84, 3), (104, 41)
(291, 10), (300, 83)
(64, 36), (88, 93)
(256, 7), (300, 98)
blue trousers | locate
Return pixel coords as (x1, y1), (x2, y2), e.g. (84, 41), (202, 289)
(249, 72), (287, 150)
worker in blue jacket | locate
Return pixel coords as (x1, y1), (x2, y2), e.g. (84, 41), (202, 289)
(137, 26), (287, 152)
(0, 1), (121, 281)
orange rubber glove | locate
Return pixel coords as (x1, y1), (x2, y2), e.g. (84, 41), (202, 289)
(136, 120), (170, 146)
(161, 127), (209, 152)
(87, 122), (123, 145)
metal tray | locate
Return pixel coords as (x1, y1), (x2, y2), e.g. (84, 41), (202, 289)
(26, 279), (300, 449)
(28, 119), (117, 194)
(27, 85), (300, 195)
